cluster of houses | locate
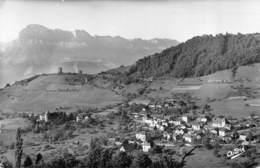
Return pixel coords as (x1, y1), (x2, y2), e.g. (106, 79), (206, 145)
(206, 79), (231, 84)
(32, 97), (259, 155)
(132, 110), (259, 148)
(147, 99), (183, 110)
(36, 109), (94, 124)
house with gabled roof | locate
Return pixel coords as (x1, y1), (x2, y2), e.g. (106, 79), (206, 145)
(183, 133), (192, 143)
(191, 122), (202, 131)
(182, 115), (189, 123)
(142, 142), (151, 152)
(219, 128), (229, 137)
(212, 117), (229, 128)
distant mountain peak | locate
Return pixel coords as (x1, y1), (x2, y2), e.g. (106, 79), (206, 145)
(0, 24), (179, 87)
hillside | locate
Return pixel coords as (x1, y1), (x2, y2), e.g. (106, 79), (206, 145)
(123, 63), (260, 118)
(127, 33), (260, 79)
(0, 24), (178, 87)
(0, 73), (123, 114)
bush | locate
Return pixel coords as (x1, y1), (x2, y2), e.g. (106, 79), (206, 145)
(23, 156), (33, 167)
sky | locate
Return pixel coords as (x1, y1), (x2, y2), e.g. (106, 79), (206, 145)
(1, 0), (260, 42)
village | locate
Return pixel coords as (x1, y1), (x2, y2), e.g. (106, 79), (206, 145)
(27, 94), (260, 163)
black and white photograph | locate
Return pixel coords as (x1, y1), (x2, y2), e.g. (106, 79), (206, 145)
(0, 0), (260, 167)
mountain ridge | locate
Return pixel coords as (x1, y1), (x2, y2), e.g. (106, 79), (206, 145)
(126, 33), (260, 79)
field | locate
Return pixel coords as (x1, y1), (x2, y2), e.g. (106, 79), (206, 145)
(135, 64), (260, 118)
(184, 148), (229, 168)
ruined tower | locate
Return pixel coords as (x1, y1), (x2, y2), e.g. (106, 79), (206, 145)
(58, 67), (63, 74)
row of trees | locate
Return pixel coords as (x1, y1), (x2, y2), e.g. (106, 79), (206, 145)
(6, 130), (195, 168)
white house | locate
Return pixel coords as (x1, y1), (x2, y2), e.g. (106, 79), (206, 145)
(210, 129), (218, 135)
(173, 120), (181, 126)
(136, 132), (147, 142)
(119, 146), (126, 152)
(197, 116), (208, 123)
(76, 114), (89, 122)
(182, 116), (189, 123)
(38, 111), (49, 122)
(212, 117), (228, 128)
(162, 121), (169, 127)
(148, 104), (156, 109)
(192, 123), (201, 131)
(183, 133), (192, 143)
(175, 129), (185, 135)
(156, 105), (162, 109)
(219, 129), (227, 137)
(239, 134), (247, 141)
(142, 117), (154, 127)
(157, 125), (165, 131)
(142, 142), (151, 152)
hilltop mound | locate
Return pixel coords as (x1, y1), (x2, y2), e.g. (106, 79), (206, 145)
(0, 74), (123, 113)
(127, 33), (260, 79)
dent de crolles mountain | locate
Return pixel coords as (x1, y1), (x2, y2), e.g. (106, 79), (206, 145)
(0, 24), (178, 87)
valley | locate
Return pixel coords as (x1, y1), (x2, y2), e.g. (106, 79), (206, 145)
(1, 33), (260, 168)
(0, 61), (260, 168)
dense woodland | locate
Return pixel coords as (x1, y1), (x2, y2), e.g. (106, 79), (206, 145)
(127, 33), (260, 79)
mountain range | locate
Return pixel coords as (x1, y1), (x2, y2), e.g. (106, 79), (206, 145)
(0, 24), (178, 87)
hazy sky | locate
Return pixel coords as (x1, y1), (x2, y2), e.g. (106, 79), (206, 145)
(1, 0), (260, 42)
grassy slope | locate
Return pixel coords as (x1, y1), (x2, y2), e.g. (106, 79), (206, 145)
(0, 74), (123, 113)
(137, 63), (260, 118)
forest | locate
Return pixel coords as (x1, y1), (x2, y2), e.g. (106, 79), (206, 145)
(127, 33), (260, 79)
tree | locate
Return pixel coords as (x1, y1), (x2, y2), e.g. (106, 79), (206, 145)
(112, 151), (132, 168)
(246, 131), (254, 143)
(63, 153), (79, 168)
(202, 135), (212, 149)
(89, 137), (102, 150)
(23, 156), (33, 168)
(179, 146), (199, 167)
(85, 147), (102, 168)
(5, 83), (10, 88)
(35, 153), (43, 165)
(213, 140), (221, 157)
(231, 130), (239, 142)
(131, 151), (152, 168)
(15, 128), (23, 168)
(99, 148), (114, 168)
(0, 156), (13, 168)
(47, 157), (66, 168)
(231, 65), (238, 80)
